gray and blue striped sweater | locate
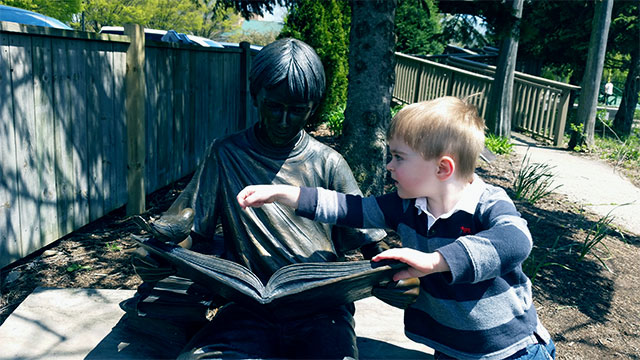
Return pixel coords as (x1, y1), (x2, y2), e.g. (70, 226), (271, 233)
(295, 178), (551, 360)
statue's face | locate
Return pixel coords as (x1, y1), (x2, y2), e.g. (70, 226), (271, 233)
(255, 82), (315, 147)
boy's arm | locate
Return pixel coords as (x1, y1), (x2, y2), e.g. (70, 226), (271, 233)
(372, 248), (451, 281)
(238, 186), (401, 231)
(237, 184), (301, 209)
(437, 188), (532, 284)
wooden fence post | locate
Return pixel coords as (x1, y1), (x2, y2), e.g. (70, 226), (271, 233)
(412, 62), (423, 104)
(239, 41), (251, 131)
(554, 90), (571, 147)
(124, 24), (146, 215)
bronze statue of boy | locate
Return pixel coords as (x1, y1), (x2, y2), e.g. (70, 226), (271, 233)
(131, 38), (395, 359)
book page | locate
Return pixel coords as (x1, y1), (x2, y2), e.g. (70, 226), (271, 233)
(137, 237), (267, 301)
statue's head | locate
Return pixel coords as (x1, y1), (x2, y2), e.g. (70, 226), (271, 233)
(250, 38), (326, 147)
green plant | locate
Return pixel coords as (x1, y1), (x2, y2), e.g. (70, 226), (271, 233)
(324, 103), (405, 137)
(575, 207), (627, 272)
(522, 236), (573, 284)
(570, 123), (588, 152)
(390, 104), (405, 118)
(485, 133), (514, 155)
(106, 242), (122, 252)
(576, 218), (613, 271)
(323, 104), (346, 136)
(66, 263), (91, 273)
(513, 151), (561, 204)
(594, 132), (640, 170)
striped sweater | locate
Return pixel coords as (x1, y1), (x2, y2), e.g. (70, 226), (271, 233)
(295, 177), (551, 360)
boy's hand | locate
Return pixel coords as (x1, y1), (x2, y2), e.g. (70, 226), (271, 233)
(237, 185), (301, 209)
(373, 248), (450, 281)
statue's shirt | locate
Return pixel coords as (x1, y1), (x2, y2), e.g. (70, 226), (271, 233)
(170, 126), (385, 283)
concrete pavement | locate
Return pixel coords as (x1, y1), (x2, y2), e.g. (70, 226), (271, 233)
(0, 287), (433, 359)
(511, 133), (640, 236)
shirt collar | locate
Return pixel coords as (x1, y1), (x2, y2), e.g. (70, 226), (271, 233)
(415, 174), (485, 226)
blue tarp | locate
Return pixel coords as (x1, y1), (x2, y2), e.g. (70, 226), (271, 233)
(0, 5), (72, 30)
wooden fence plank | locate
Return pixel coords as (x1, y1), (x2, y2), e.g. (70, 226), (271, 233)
(52, 38), (75, 237)
(9, 33), (40, 257)
(0, 32), (22, 266)
(186, 50), (197, 173)
(103, 42), (125, 214)
(156, 47), (174, 189)
(144, 47), (158, 193)
(548, 91), (560, 140)
(209, 52), (223, 140)
(32, 34), (59, 246)
(69, 39), (89, 229)
(113, 44), (128, 207)
(173, 48), (187, 180)
(513, 82), (525, 129)
(87, 40), (105, 221)
(101, 43), (116, 213)
(124, 24), (145, 215)
(194, 50), (207, 165)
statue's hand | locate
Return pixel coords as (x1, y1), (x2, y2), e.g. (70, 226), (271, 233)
(131, 246), (177, 282)
(360, 240), (390, 260)
(133, 208), (195, 243)
(372, 277), (420, 309)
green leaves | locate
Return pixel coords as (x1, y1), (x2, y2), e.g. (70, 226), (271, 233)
(395, 0), (444, 55)
(66, 263), (91, 272)
(2, 0), (81, 22)
(75, 0), (213, 33)
(280, 0), (349, 128)
(485, 133), (513, 155)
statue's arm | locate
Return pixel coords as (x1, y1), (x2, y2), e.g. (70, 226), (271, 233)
(132, 142), (222, 281)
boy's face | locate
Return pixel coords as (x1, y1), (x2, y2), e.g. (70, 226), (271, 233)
(386, 135), (439, 199)
(255, 82), (315, 147)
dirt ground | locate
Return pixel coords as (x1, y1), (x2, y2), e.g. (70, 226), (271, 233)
(1, 128), (639, 359)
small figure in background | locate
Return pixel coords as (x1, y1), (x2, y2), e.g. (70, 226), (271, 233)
(604, 78), (614, 106)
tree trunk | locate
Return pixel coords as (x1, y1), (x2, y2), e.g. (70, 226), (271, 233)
(341, 0), (396, 196)
(485, 0), (523, 138)
(613, 50), (640, 137)
(571, 0), (613, 148)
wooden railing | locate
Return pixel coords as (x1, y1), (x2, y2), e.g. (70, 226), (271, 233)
(0, 22), (257, 268)
(394, 53), (580, 146)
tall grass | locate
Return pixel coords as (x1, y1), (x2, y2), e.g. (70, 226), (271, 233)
(513, 151), (561, 204)
(523, 236), (573, 284)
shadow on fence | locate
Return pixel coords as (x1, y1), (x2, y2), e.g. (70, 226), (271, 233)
(0, 22), (257, 268)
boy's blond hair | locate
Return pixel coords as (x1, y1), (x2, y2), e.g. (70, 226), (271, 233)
(388, 96), (485, 181)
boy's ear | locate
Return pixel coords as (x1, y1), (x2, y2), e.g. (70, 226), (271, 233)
(436, 156), (455, 180)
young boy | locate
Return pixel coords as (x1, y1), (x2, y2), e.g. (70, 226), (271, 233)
(237, 96), (555, 360)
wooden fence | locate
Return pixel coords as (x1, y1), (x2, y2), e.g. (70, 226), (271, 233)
(0, 22), (256, 268)
(393, 53), (580, 146)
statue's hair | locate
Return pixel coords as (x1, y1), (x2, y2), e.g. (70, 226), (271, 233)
(249, 38), (326, 103)
(387, 97), (486, 181)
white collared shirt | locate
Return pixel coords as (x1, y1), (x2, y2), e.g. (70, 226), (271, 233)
(414, 174), (486, 230)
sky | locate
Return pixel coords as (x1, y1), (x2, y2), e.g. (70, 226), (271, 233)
(261, 4), (287, 22)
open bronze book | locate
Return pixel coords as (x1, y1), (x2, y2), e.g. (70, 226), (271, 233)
(135, 236), (407, 318)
